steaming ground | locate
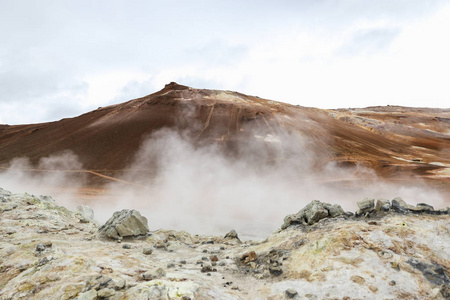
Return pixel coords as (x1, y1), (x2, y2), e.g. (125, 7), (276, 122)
(0, 129), (446, 239)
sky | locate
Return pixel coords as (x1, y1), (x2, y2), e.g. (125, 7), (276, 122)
(1, 0), (449, 125)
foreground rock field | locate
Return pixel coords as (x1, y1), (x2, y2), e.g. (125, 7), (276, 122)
(1, 187), (449, 299)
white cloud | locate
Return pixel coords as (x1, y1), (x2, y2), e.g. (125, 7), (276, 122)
(0, 1), (449, 124)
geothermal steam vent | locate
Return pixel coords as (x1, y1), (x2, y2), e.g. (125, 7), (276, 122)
(0, 83), (449, 298)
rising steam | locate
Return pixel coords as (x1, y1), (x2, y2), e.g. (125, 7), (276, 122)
(0, 126), (446, 239)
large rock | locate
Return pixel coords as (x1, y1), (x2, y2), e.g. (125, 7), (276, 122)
(281, 200), (345, 230)
(375, 199), (390, 212)
(76, 205), (95, 222)
(357, 198), (375, 214)
(391, 197), (409, 213)
(98, 209), (149, 240)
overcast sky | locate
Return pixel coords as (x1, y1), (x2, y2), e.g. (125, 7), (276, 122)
(1, 1), (449, 124)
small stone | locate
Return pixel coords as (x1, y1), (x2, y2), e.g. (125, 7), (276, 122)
(143, 248), (153, 255)
(202, 249), (208, 253)
(441, 285), (450, 298)
(37, 257), (51, 266)
(179, 260), (187, 264)
(142, 268), (166, 281)
(142, 272), (153, 281)
(43, 241), (52, 248)
(285, 289), (298, 298)
(122, 244), (132, 249)
(224, 229), (239, 240)
(154, 241), (167, 249)
(181, 296), (192, 300)
(115, 278), (126, 290)
(36, 244), (46, 252)
(219, 261), (226, 266)
(350, 275), (365, 285)
(390, 262), (400, 271)
(5, 228), (16, 235)
(97, 288), (116, 298)
(210, 255), (219, 262)
(167, 263), (175, 268)
(389, 280), (396, 286)
(201, 263), (213, 273)
(269, 266), (283, 276)
(378, 250), (393, 259)
(350, 275), (366, 284)
(75, 289), (97, 300)
(344, 211), (354, 217)
(241, 251), (257, 263)
(416, 203), (434, 211)
(369, 285), (378, 293)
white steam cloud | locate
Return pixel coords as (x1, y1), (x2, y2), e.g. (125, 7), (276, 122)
(0, 127), (446, 239)
(0, 151), (85, 207)
(94, 127), (445, 239)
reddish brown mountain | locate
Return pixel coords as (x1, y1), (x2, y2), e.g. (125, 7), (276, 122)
(0, 82), (449, 191)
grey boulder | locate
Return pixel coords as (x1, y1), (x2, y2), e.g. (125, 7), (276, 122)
(76, 205), (95, 222)
(99, 209), (149, 240)
(357, 198), (375, 214)
(282, 200), (345, 230)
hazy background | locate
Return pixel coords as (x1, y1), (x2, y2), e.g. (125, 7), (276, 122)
(1, 0), (450, 124)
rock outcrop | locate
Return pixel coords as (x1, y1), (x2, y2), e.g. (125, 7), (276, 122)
(98, 209), (149, 240)
(281, 200), (345, 229)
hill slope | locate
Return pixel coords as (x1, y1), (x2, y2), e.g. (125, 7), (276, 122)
(0, 82), (449, 190)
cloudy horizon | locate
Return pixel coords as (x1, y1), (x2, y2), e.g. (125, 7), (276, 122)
(1, 0), (449, 125)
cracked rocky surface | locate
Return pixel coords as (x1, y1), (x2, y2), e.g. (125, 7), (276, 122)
(1, 187), (449, 299)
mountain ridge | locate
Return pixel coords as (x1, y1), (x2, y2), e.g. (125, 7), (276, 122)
(0, 83), (449, 194)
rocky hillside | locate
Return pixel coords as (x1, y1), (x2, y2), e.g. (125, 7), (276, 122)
(0, 83), (449, 192)
(1, 187), (449, 299)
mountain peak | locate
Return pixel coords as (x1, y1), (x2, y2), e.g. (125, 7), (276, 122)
(162, 82), (190, 91)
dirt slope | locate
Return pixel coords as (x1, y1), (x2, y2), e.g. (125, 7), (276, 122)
(0, 82), (449, 190)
